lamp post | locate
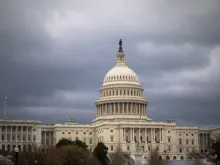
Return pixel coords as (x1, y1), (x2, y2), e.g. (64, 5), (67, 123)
(14, 146), (19, 165)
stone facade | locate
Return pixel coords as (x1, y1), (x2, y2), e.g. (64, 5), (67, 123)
(0, 42), (219, 160)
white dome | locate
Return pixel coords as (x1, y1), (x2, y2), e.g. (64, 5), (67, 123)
(103, 65), (140, 85)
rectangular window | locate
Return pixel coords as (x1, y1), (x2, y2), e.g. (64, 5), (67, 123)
(110, 136), (113, 142)
(179, 148), (182, 153)
(127, 146), (130, 150)
(148, 146), (151, 151)
(90, 139), (92, 144)
(168, 137), (171, 142)
(168, 146), (171, 151)
(192, 139), (194, 145)
(111, 146), (113, 151)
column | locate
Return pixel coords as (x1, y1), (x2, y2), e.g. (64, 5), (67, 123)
(122, 102), (124, 114)
(105, 104), (107, 115)
(144, 128), (146, 143)
(114, 103), (116, 114)
(49, 132), (51, 146)
(21, 126), (23, 142)
(10, 126), (12, 141)
(117, 103), (119, 114)
(15, 126), (17, 143)
(44, 131), (47, 145)
(151, 128), (154, 142)
(123, 128), (125, 142)
(5, 126), (7, 142)
(139, 104), (140, 114)
(203, 134), (205, 147)
(132, 128), (134, 142)
(138, 128), (140, 142)
(130, 128), (132, 142)
(31, 127), (33, 142)
(26, 126), (28, 142)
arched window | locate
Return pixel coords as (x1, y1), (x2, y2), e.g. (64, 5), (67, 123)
(180, 156), (184, 160)
(124, 90), (126, 95)
(173, 156), (177, 160)
(109, 91), (111, 96)
(131, 91), (133, 96)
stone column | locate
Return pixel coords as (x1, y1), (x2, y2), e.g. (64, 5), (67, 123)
(44, 131), (47, 145)
(26, 126), (28, 142)
(21, 126), (23, 142)
(15, 126), (17, 143)
(151, 128), (154, 142)
(118, 103), (120, 114)
(49, 132), (51, 146)
(130, 128), (132, 142)
(31, 127), (33, 142)
(203, 134), (205, 147)
(144, 129), (146, 143)
(5, 126), (7, 142)
(138, 128), (140, 142)
(10, 126), (12, 141)
(122, 102), (124, 114)
(114, 103), (116, 114)
(132, 128), (134, 142)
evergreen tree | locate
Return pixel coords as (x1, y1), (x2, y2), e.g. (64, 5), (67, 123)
(93, 142), (109, 165)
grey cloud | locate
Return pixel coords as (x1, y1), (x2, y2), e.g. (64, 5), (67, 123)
(0, 0), (220, 125)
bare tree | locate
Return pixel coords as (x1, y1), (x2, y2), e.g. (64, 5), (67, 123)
(187, 149), (205, 165)
(0, 155), (13, 165)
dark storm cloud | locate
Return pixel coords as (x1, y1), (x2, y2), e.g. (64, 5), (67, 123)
(0, 0), (220, 125)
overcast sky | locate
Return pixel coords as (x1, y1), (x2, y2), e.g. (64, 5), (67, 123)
(0, 0), (220, 126)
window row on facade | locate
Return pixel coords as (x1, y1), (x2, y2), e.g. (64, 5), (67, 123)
(96, 102), (146, 116)
(100, 89), (142, 97)
(104, 74), (138, 82)
(1, 134), (36, 142)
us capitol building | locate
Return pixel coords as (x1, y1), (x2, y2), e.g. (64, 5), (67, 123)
(0, 40), (219, 160)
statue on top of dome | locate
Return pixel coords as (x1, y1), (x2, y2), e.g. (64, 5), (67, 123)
(118, 39), (123, 52)
(119, 39), (122, 47)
